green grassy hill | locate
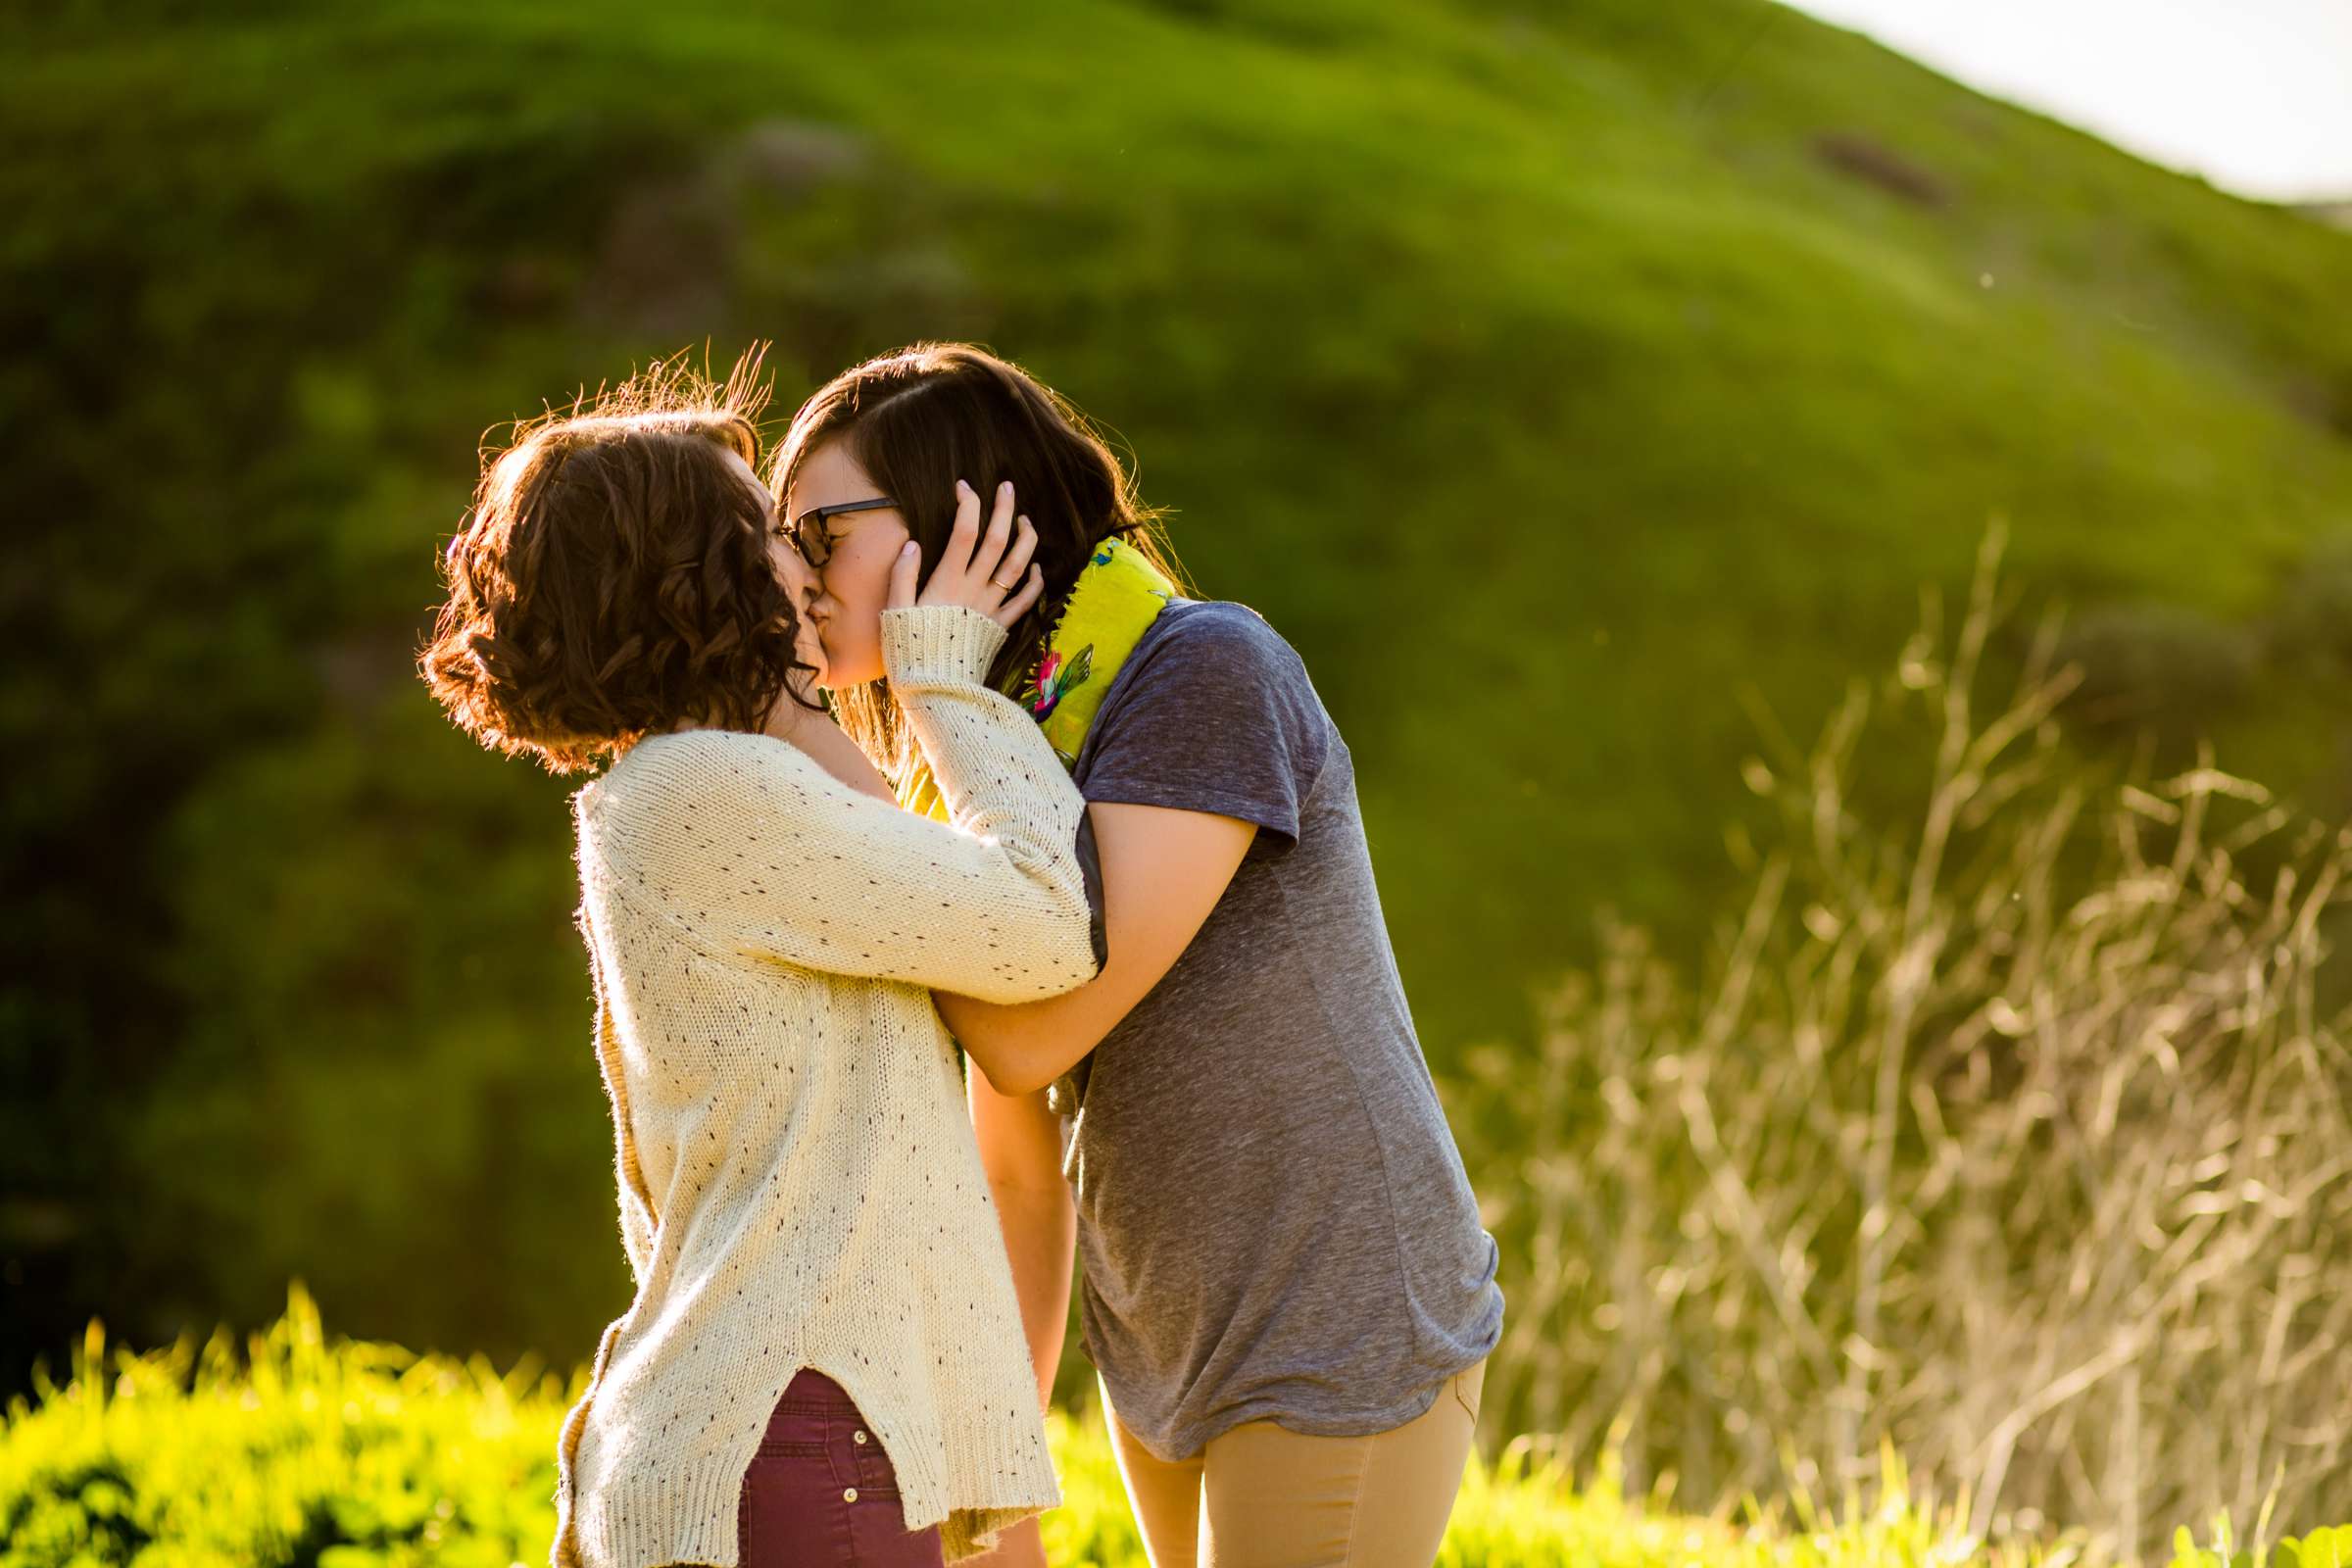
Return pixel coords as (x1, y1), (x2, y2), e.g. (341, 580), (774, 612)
(6, 0), (2349, 1375)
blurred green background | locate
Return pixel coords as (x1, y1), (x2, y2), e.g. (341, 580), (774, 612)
(6, 0), (2349, 1395)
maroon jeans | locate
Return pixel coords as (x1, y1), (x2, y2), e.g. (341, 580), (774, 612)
(737, 1367), (946, 1567)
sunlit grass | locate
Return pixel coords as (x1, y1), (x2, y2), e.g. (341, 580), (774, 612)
(1446, 528), (2352, 1560)
(4, 1285), (2346, 1568)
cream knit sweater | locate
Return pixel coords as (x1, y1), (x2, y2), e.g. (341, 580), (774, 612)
(552, 603), (1102, 1568)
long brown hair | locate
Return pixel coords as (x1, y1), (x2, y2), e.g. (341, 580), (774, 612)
(768, 342), (1194, 785)
(420, 352), (822, 774)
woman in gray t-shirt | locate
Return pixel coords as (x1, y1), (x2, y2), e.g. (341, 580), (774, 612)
(771, 341), (1503, 1568)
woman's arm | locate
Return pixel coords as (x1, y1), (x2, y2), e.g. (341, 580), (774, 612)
(946, 1102), (1060, 1568)
(602, 603), (1104, 1003)
(966, 1067), (1075, 1412)
(937, 798), (1255, 1095)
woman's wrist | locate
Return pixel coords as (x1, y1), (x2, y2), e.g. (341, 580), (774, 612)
(879, 603), (1009, 689)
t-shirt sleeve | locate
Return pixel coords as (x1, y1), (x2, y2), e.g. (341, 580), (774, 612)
(1076, 603), (1333, 858)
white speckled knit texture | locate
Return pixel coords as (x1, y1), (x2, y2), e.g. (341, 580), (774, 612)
(549, 603), (1099, 1568)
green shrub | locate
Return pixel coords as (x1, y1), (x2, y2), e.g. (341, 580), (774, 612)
(7, 1286), (2344, 1567)
(0, 1294), (552, 1568)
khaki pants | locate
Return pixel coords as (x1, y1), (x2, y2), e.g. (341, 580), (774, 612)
(1099, 1359), (1485, 1568)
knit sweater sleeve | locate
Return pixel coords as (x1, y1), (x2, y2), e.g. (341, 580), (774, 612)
(615, 604), (1103, 1004)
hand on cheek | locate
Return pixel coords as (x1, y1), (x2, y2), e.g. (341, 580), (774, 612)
(892, 479), (1043, 628)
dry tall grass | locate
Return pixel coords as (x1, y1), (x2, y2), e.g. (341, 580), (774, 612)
(1450, 526), (2352, 1563)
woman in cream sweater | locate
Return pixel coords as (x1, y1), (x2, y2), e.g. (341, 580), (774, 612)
(419, 365), (1105, 1568)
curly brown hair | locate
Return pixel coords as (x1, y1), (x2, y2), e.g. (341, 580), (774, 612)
(419, 353), (820, 774)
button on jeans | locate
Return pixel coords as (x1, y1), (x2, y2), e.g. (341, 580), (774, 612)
(738, 1366), (945, 1566)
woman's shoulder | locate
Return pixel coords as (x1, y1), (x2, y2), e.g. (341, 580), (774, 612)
(582, 724), (791, 786)
(573, 727), (829, 832)
(574, 728), (911, 923)
(1135, 598), (1307, 678)
(1083, 598), (1332, 762)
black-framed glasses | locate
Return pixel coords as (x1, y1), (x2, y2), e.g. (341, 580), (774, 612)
(788, 496), (898, 568)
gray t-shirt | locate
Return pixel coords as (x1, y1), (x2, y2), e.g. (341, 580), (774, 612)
(1045, 598), (1504, 1462)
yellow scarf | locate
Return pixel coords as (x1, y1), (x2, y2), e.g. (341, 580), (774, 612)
(898, 535), (1178, 822)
